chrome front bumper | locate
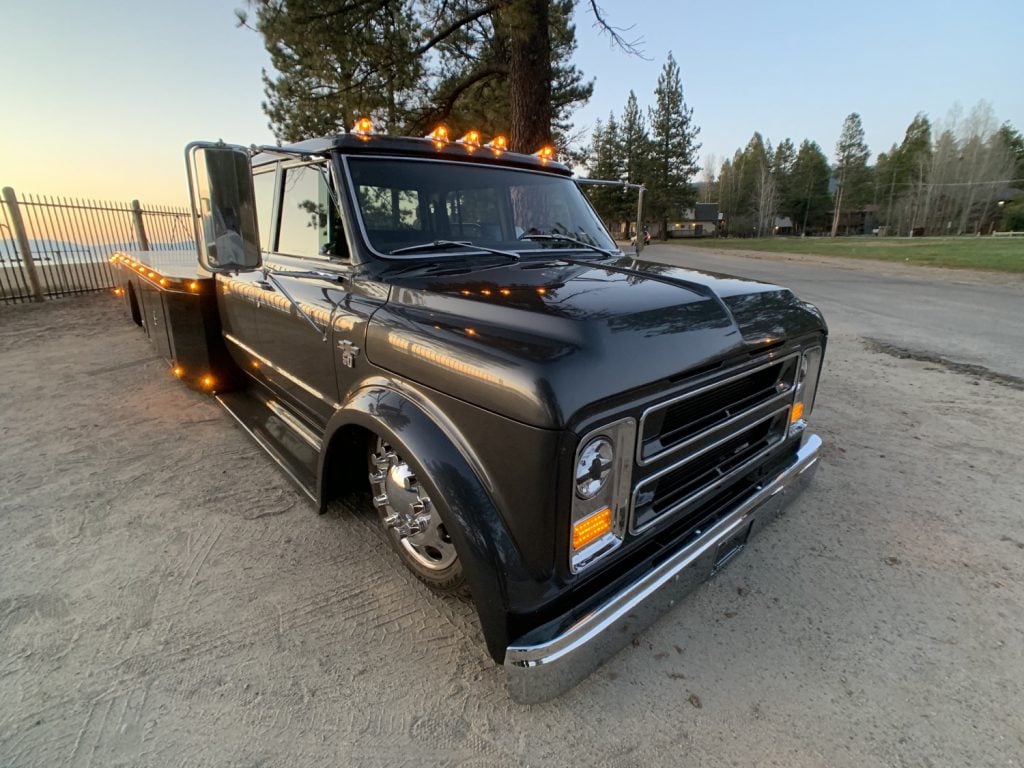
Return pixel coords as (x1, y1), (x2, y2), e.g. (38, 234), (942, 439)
(504, 433), (822, 704)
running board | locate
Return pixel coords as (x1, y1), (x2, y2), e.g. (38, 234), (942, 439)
(216, 390), (322, 504)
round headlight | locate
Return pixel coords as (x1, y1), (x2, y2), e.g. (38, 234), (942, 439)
(575, 437), (614, 499)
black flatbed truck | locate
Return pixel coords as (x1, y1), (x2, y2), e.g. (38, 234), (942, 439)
(110, 128), (825, 702)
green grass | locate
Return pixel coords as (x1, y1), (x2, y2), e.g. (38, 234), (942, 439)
(672, 236), (1024, 273)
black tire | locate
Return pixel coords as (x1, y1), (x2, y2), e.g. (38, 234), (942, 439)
(367, 437), (465, 593)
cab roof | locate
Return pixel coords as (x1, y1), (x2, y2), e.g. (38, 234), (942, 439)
(252, 133), (572, 176)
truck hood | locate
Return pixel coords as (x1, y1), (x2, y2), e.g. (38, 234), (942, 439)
(365, 255), (825, 429)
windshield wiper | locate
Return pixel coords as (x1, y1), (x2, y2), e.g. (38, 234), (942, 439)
(518, 233), (614, 257)
(389, 240), (520, 261)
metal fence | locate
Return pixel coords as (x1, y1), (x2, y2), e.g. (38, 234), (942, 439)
(0, 186), (195, 305)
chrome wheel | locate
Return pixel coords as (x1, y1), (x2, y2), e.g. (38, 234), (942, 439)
(368, 439), (459, 572)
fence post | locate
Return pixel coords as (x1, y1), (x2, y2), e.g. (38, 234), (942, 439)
(131, 199), (150, 251)
(2, 186), (45, 303)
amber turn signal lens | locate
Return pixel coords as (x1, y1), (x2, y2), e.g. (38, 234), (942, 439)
(200, 375), (216, 390)
(791, 401), (805, 423)
(172, 366), (185, 378)
(572, 507), (613, 551)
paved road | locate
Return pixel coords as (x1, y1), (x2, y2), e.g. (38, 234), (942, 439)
(639, 244), (1024, 380)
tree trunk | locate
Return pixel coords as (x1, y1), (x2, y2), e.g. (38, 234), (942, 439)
(503, 0), (553, 154)
(830, 177), (844, 238)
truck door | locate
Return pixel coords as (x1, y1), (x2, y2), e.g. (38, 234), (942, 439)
(216, 164), (278, 377)
(256, 162), (350, 428)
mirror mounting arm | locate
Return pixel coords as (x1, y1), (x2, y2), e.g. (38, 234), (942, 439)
(261, 268), (328, 340)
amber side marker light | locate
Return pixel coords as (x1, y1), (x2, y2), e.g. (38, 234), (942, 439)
(535, 145), (556, 162)
(200, 374), (216, 390)
(459, 130), (481, 148)
(113, 287), (124, 296)
(791, 401), (805, 423)
(172, 365), (185, 378)
(572, 507), (613, 551)
(188, 281), (200, 292)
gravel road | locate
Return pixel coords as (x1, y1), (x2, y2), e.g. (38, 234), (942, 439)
(1, 257), (1022, 766)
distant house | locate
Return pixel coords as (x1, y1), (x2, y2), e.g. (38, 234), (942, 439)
(773, 216), (793, 236)
(830, 204), (880, 236)
(667, 203), (722, 238)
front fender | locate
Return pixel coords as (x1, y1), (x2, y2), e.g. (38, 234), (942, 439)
(318, 378), (530, 662)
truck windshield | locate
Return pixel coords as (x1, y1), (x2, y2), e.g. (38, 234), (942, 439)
(346, 157), (618, 258)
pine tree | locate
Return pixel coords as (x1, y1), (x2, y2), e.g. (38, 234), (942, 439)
(787, 140), (832, 234)
(242, 0), (601, 150)
(646, 53), (701, 239)
(586, 114), (627, 230)
(831, 113), (871, 236)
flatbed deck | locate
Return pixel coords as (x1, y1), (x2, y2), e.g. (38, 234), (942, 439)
(109, 250), (233, 391)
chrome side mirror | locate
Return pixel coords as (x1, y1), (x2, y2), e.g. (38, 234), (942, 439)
(185, 142), (262, 273)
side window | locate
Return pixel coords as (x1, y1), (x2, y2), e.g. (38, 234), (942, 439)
(277, 164), (347, 259)
(252, 168), (277, 251)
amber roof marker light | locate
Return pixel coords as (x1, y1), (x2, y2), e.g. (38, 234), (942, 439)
(426, 126), (450, 147)
(535, 145), (556, 163)
(351, 117), (374, 138)
(485, 135), (508, 154)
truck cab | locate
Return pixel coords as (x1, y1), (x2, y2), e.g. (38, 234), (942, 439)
(114, 127), (826, 702)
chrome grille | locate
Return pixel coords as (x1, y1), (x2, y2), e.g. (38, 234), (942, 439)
(637, 353), (799, 466)
(629, 354), (799, 535)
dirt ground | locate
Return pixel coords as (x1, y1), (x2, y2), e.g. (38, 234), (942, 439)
(1, 292), (1022, 767)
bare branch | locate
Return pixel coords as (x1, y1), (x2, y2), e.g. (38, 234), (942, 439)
(414, 3), (499, 56)
(408, 66), (505, 132)
(587, 1), (649, 59)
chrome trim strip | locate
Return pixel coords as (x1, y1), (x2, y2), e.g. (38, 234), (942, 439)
(630, 404), (790, 535)
(266, 399), (323, 451)
(504, 433), (821, 704)
(636, 351), (800, 467)
(224, 332), (341, 410)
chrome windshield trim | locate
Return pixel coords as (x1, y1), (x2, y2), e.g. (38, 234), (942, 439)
(630, 404), (791, 535)
(636, 351), (800, 467)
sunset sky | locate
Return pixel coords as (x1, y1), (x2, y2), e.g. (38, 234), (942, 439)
(1, 0), (1021, 206)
